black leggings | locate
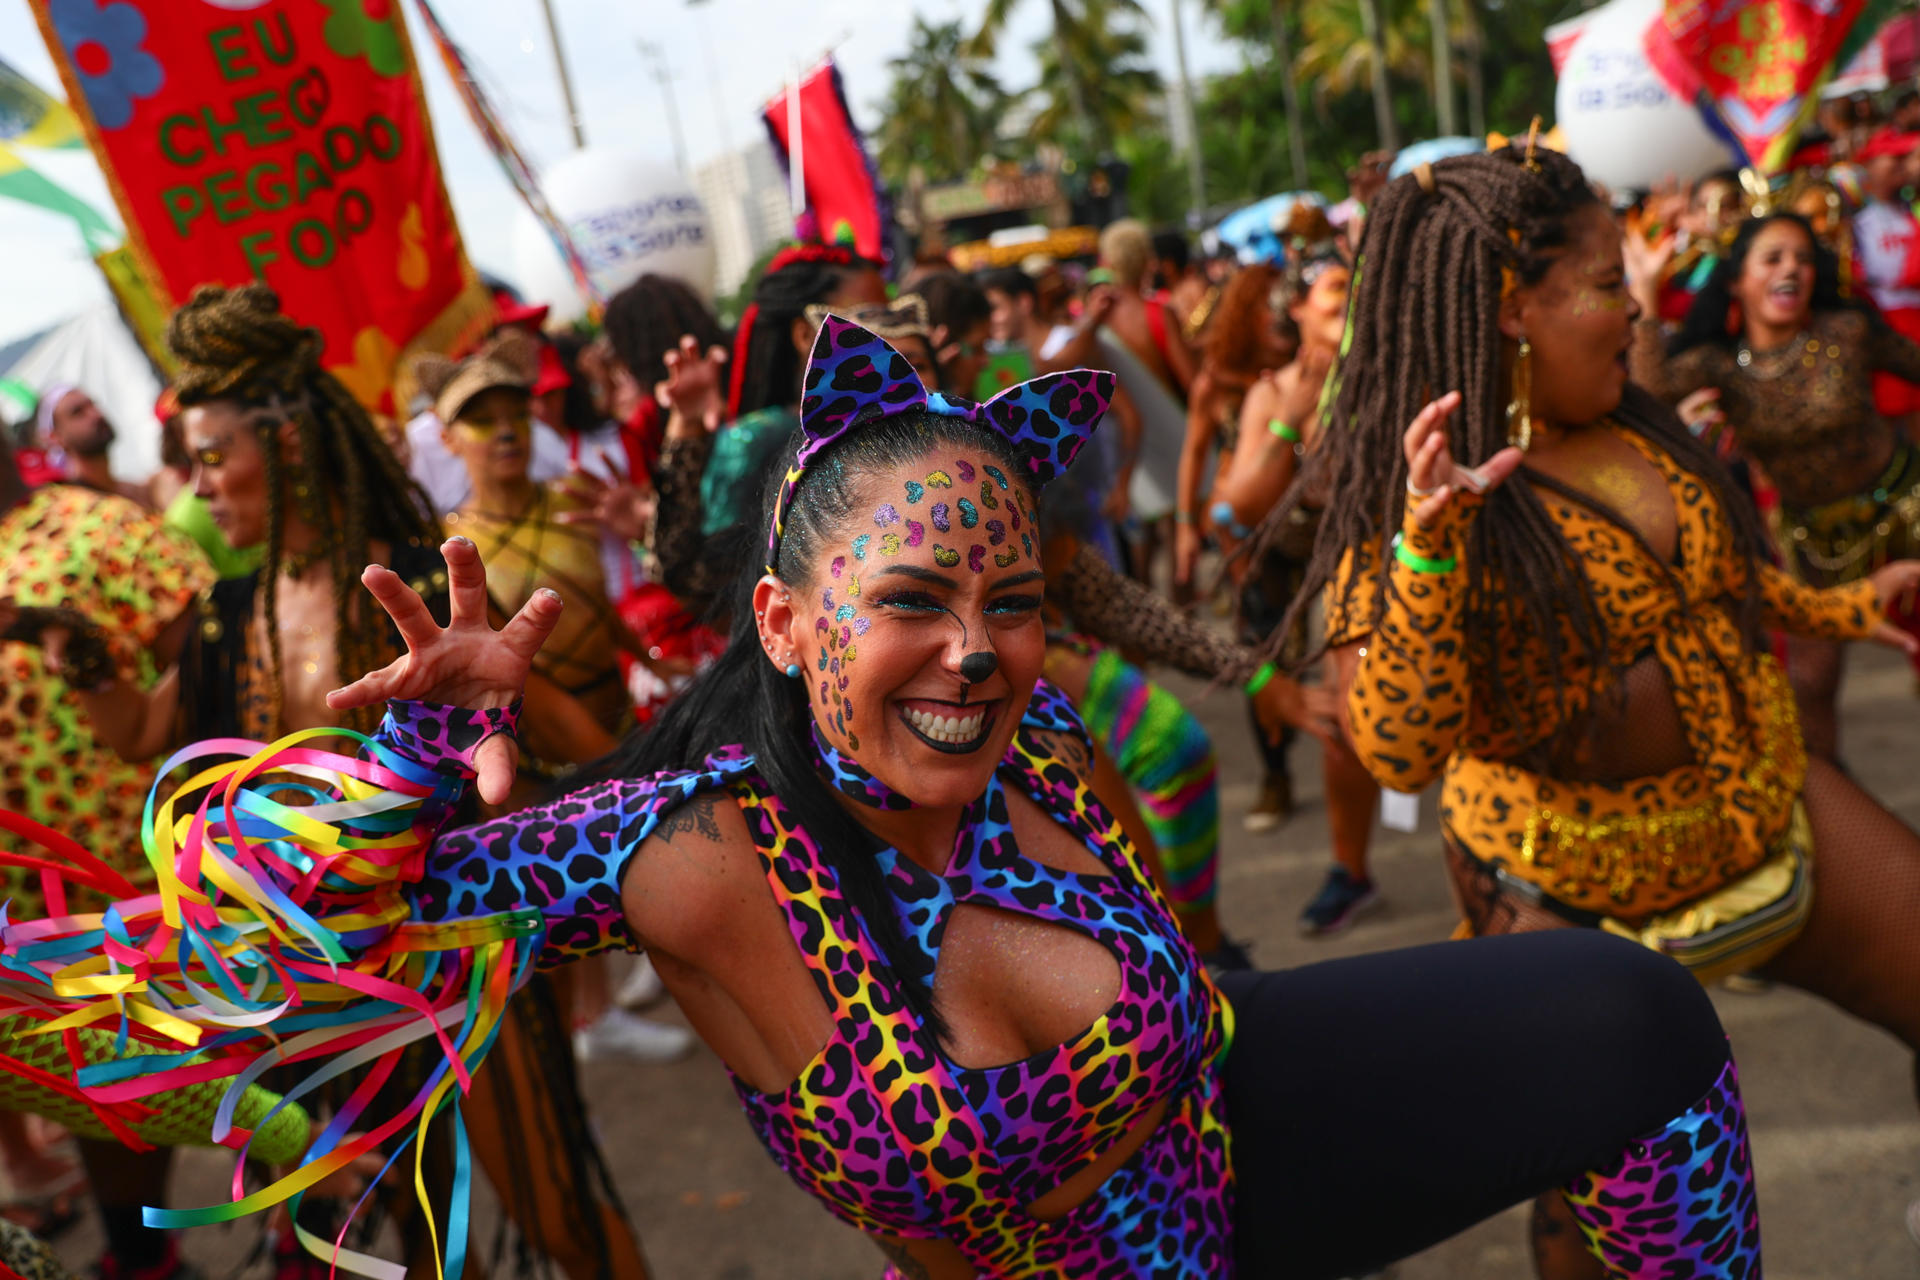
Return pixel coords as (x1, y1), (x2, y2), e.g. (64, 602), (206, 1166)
(1217, 929), (1731, 1280)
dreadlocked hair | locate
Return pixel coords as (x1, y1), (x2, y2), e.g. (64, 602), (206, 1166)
(727, 245), (877, 419)
(602, 273), (728, 394)
(167, 282), (442, 734)
(1258, 146), (1772, 765)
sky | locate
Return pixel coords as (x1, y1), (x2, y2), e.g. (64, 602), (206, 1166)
(0, 0), (1245, 349)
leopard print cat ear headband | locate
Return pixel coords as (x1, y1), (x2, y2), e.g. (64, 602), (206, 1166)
(766, 315), (1114, 573)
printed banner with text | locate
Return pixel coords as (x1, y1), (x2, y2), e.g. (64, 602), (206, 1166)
(29, 0), (489, 409)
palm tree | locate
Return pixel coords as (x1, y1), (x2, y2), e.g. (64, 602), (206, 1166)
(1268, 0), (1309, 188)
(874, 17), (1007, 185)
(1024, 0), (1163, 154)
(1429, 0), (1455, 135)
(1355, 0), (1400, 150)
(971, 0), (1152, 156)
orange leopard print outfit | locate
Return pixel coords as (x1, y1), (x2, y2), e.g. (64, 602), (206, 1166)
(1328, 422), (1880, 925)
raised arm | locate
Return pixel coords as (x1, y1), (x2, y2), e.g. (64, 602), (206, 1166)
(1334, 393), (1523, 792)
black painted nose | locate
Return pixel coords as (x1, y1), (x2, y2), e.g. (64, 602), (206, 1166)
(959, 651), (999, 683)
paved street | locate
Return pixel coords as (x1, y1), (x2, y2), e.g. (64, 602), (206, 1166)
(51, 645), (1920, 1279)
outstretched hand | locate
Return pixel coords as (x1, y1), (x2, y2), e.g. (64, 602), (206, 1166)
(1403, 391), (1523, 527)
(324, 537), (562, 804)
(1868, 561), (1920, 656)
(557, 454), (656, 543)
(657, 334), (729, 439)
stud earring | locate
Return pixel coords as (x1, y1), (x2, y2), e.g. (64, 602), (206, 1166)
(784, 662), (802, 678)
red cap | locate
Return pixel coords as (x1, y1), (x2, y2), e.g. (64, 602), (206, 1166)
(532, 343), (572, 397)
(495, 299), (551, 330)
(1855, 127), (1920, 162)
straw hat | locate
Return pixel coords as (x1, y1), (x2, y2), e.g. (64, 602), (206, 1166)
(412, 331), (538, 426)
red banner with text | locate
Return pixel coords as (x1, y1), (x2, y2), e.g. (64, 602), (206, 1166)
(1646, 0), (1875, 174)
(29, 0), (489, 409)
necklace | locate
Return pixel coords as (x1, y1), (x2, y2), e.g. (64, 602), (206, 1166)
(1735, 330), (1814, 380)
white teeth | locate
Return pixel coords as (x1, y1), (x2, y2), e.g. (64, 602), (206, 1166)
(904, 707), (985, 742)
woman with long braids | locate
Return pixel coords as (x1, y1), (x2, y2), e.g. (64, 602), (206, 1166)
(1275, 143), (1920, 1276)
(16, 284), (653, 1280)
(1627, 211), (1920, 759)
(2, 316), (1771, 1280)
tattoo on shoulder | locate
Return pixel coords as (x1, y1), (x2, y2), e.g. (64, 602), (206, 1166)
(658, 794), (724, 844)
(875, 1238), (934, 1280)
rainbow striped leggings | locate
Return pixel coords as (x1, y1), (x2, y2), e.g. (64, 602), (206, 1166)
(1076, 646), (1220, 914)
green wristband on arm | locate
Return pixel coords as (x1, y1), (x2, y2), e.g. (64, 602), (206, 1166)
(1391, 530), (1457, 575)
(1245, 662), (1278, 697)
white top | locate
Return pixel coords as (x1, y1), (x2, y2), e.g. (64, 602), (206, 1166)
(1853, 200), (1920, 312)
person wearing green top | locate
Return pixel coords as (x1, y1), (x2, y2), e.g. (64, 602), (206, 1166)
(162, 486), (261, 579)
(698, 243), (885, 536)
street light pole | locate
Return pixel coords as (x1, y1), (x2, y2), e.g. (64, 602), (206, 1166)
(538, 0), (586, 148)
(637, 41), (689, 172)
(686, 0), (735, 159)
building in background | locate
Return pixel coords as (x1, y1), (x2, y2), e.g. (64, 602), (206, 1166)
(694, 143), (791, 296)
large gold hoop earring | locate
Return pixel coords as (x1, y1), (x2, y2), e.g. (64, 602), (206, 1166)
(1506, 335), (1533, 453)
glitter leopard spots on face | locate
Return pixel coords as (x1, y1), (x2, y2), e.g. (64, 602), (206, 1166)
(853, 616), (870, 635)
(846, 574), (860, 598)
(995, 547), (1019, 567)
(933, 545), (961, 568)
(878, 532), (901, 555)
(835, 603), (856, 622)
(817, 647), (828, 671)
(822, 587), (834, 610)
(926, 469), (952, 489)
(968, 545), (986, 573)
(852, 534), (871, 561)
(904, 480), (925, 505)
(874, 504), (900, 527)
(931, 502), (951, 532)
(985, 519), (1006, 546)
(1021, 532), (1034, 558)
(840, 625), (851, 645)
(1009, 506), (1020, 532)
(955, 460), (976, 484)
(905, 519), (925, 547)
(983, 464), (1009, 491)
(815, 617), (829, 636)
(958, 499), (979, 529)
(978, 482), (999, 511)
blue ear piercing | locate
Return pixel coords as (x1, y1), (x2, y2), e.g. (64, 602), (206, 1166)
(784, 663), (802, 678)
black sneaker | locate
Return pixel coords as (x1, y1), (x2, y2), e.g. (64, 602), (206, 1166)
(1298, 867), (1379, 936)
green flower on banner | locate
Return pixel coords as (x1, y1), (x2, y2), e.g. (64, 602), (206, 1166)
(320, 0), (405, 78)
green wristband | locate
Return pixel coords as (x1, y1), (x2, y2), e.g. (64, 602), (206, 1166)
(1244, 662), (1278, 697)
(1391, 530), (1457, 575)
(1267, 418), (1301, 443)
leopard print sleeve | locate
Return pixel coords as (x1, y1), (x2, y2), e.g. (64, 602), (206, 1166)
(653, 432), (720, 609)
(1054, 543), (1256, 682)
(1342, 503), (1474, 793)
(1754, 563), (1881, 641)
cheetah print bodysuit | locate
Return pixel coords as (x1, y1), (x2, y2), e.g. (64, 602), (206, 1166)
(408, 681), (1236, 1277)
(1329, 421), (1880, 921)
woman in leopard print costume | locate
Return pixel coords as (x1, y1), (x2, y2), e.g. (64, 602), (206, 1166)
(2, 320), (1764, 1279)
(1276, 143), (1920, 1276)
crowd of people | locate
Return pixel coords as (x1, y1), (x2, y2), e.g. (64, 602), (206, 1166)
(2, 98), (1920, 1280)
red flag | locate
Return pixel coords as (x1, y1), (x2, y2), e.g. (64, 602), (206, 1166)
(761, 60), (888, 263)
(28, 0), (490, 411)
(1645, 0), (1884, 174)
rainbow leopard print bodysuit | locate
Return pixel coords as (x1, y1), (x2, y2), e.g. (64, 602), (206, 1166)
(410, 681), (1236, 1277)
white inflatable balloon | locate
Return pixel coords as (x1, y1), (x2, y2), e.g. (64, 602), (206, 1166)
(509, 147), (716, 324)
(1556, 0), (1738, 191)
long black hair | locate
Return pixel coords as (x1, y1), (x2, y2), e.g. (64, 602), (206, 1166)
(576, 406), (1034, 1036)
(726, 246), (880, 420)
(1671, 212), (1858, 356)
(1257, 146), (1771, 763)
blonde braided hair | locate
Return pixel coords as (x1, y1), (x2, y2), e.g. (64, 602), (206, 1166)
(167, 283), (442, 733)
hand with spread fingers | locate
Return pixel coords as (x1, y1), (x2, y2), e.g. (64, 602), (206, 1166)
(657, 333), (730, 440)
(1402, 391), (1524, 527)
(558, 452), (656, 544)
(324, 536), (562, 805)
